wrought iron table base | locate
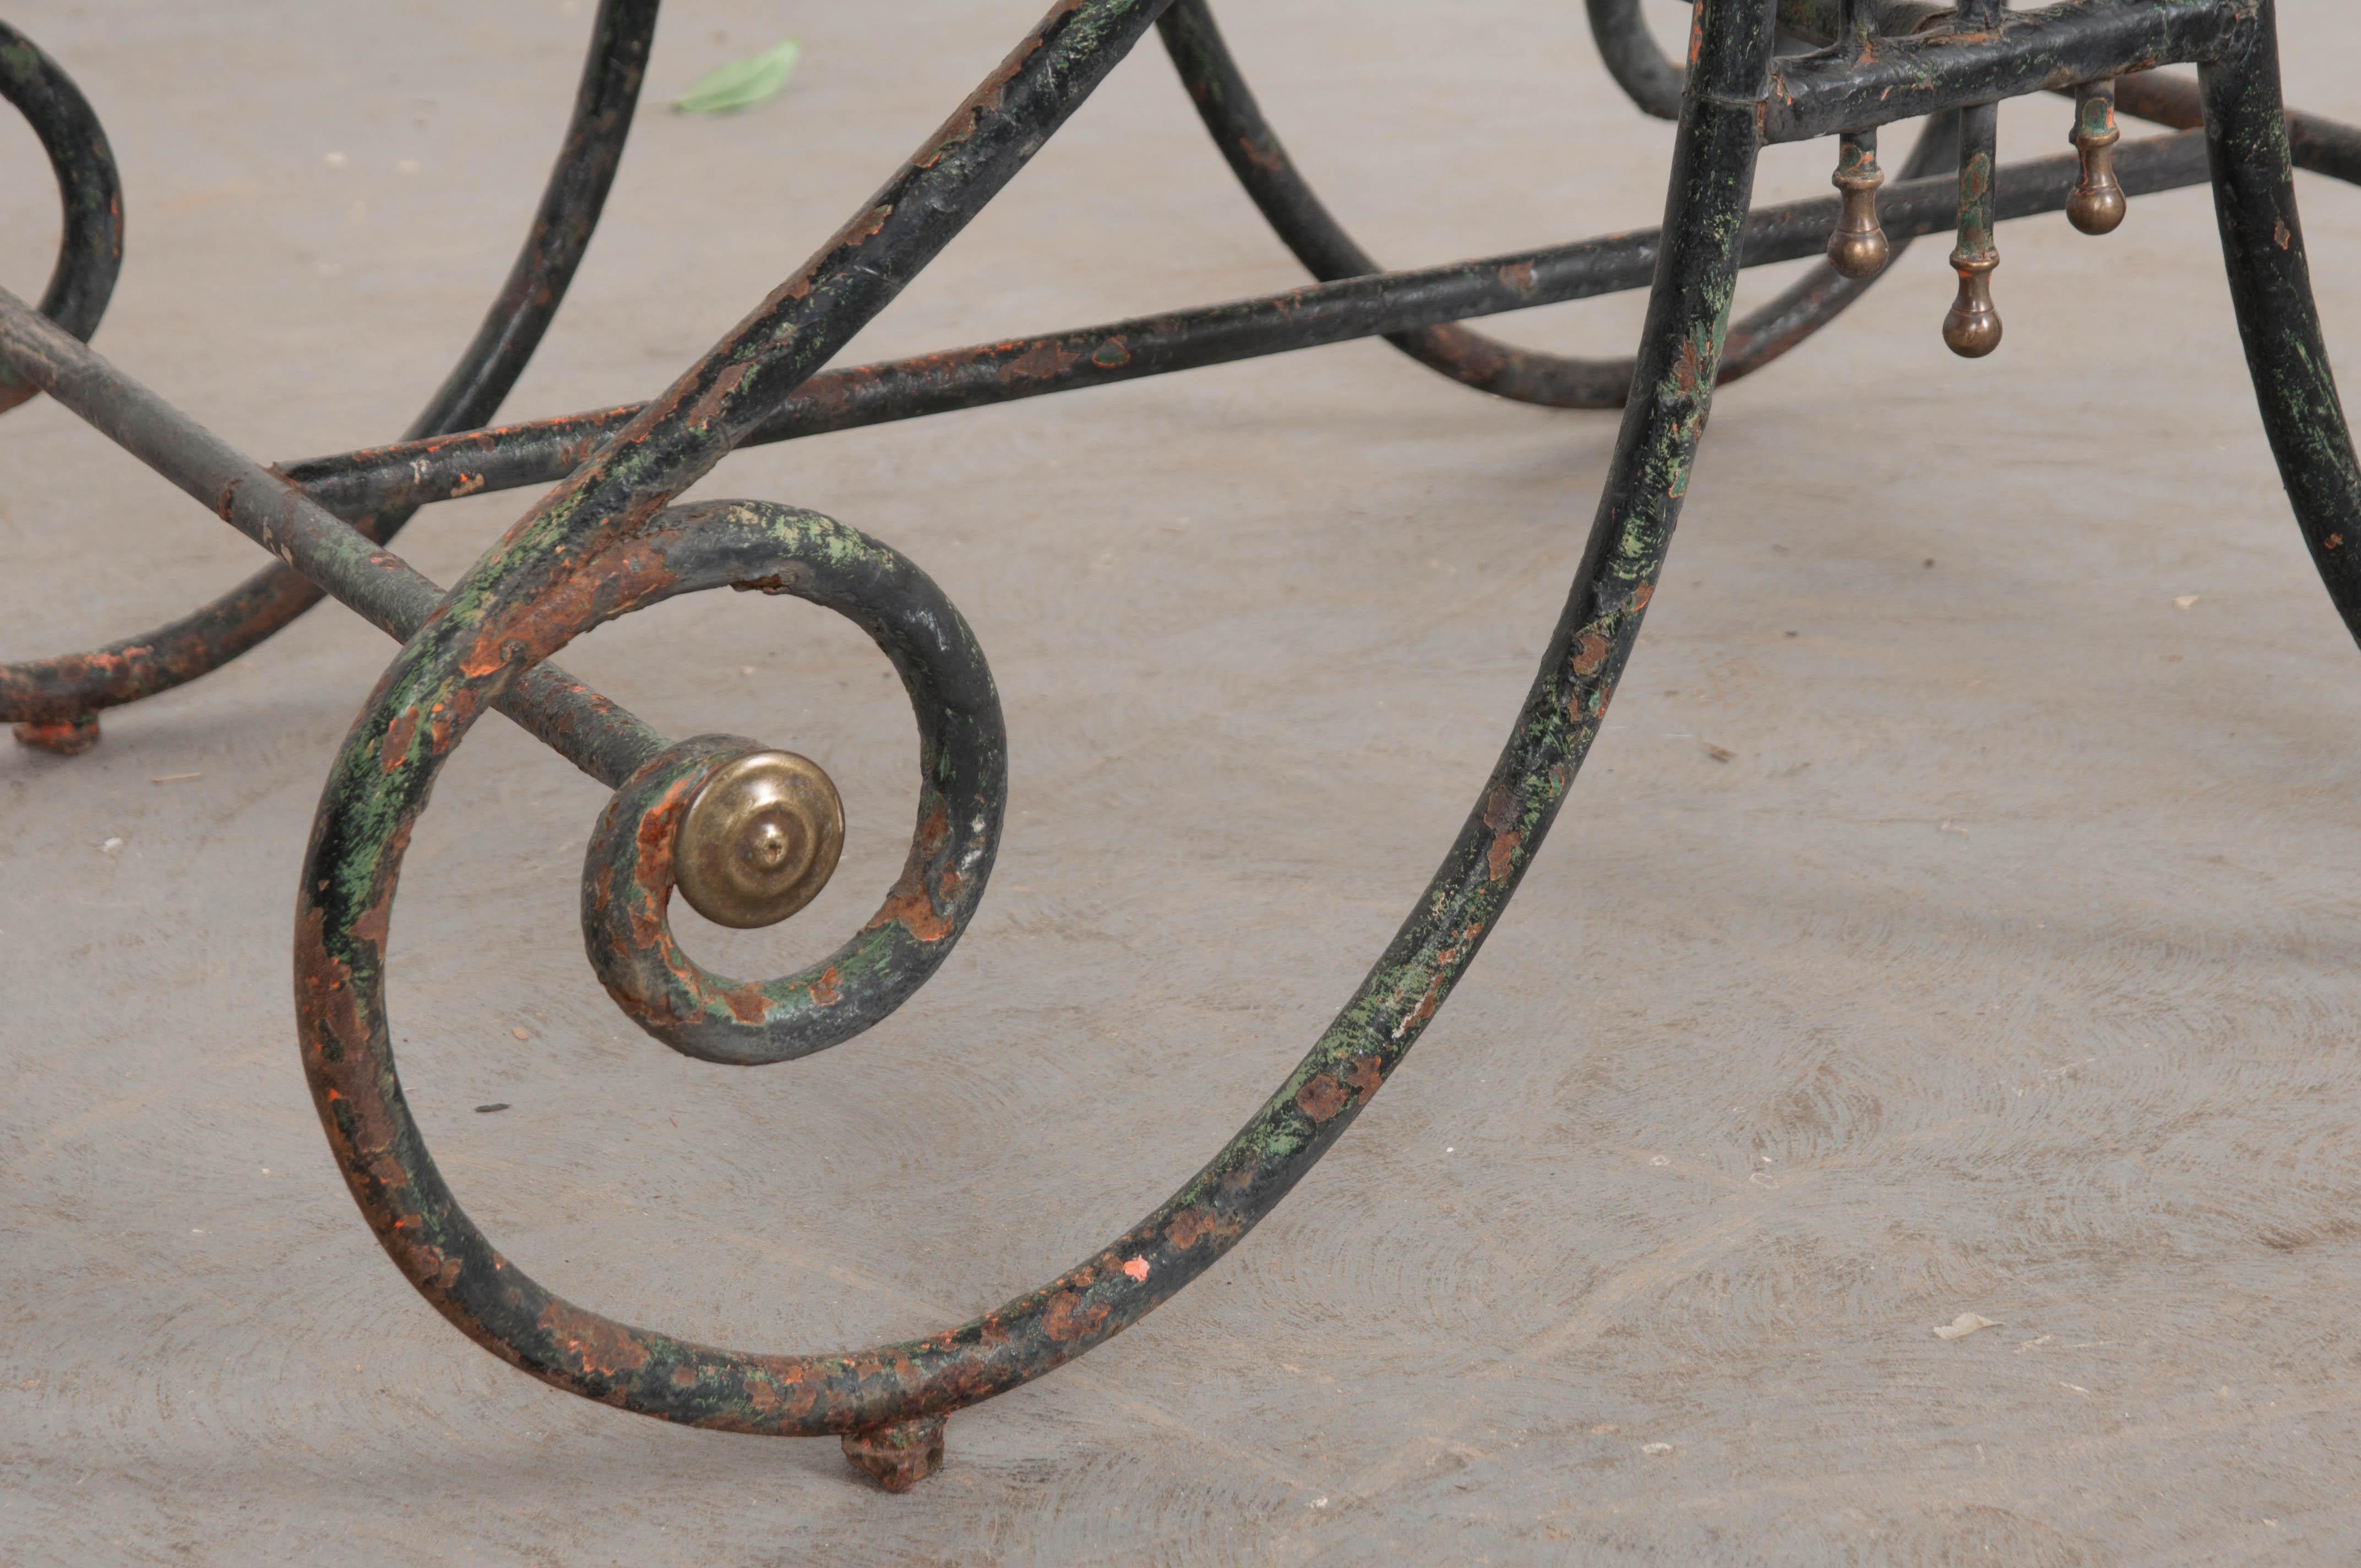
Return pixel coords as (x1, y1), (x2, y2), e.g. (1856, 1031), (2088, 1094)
(5, 0), (2357, 1491)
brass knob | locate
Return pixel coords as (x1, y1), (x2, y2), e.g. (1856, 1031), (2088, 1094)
(1827, 135), (1890, 281)
(2068, 89), (2126, 236)
(672, 749), (845, 929)
(1943, 252), (2003, 358)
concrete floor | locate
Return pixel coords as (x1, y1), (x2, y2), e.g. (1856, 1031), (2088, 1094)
(8, 2), (2361, 1562)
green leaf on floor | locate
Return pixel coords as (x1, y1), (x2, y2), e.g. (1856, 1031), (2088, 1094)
(672, 40), (801, 115)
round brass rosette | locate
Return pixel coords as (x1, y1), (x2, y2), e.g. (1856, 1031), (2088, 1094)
(672, 749), (846, 929)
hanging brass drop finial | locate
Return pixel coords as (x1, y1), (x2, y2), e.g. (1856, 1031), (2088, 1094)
(1827, 129), (1890, 280)
(1944, 101), (2004, 358)
(2068, 79), (2128, 235)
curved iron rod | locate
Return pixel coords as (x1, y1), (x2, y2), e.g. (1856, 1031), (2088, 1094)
(1764, 0), (2250, 144)
(7, 0), (2354, 1502)
(1159, 0), (1941, 410)
(0, 0), (659, 733)
(0, 19), (121, 416)
(289, 0), (1773, 1476)
(2202, 1), (2361, 646)
(259, 126), (2211, 522)
(2109, 66), (2361, 183)
(1586, 0), (1685, 119)
(0, 288), (665, 790)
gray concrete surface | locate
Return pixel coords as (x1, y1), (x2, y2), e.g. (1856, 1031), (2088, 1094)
(7, 2), (2361, 1562)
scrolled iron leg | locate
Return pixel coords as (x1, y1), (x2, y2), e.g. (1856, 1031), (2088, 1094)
(2201, 0), (2361, 646)
(286, 0), (1774, 1492)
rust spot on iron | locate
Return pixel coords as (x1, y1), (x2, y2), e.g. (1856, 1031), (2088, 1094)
(1295, 1073), (1346, 1123)
(720, 983), (769, 1025)
(842, 1416), (946, 1493)
(381, 707), (418, 772)
(537, 1300), (652, 1378)
(1673, 335), (1707, 396)
(1487, 829), (1522, 884)
(1167, 1207), (1223, 1249)
(1041, 1289), (1107, 1344)
(1482, 782), (1517, 835)
(12, 714), (99, 755)
(867, 798), (956, 942)
(684, 358), (754, 433)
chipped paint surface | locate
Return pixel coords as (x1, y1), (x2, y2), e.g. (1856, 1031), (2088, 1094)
(0, 20), (119, 417)
(0, 0), (657, 731)
(14, 0), (2361, 1506)
(1158, 0), (1873, 409)
(2203, 0), (2361, 646)
(578, 507), (1005, 1066)
(284, 0), (1774, 1486)
(1764, 0), (2255, 144)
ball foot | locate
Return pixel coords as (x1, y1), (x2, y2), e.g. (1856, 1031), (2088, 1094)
(14, 714), (100, 755)
(842, 1415), (947, 1493)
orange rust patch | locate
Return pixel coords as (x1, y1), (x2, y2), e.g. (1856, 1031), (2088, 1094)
(624, 888), (666, 955)
(1041, 1289), (1107, 1345)
(537, 1302), (652, 1379)
(1674, 335), (1707, 396)
(1571, 630), (1612, 677)
(810, 966), (844, 1007)
(1343, 1054), (1384, 1102)
(1167, 1207), (1221, 1249)
(381, 708), (418, 773)
(1009, 337), (1084, 382)
(721, 983), (769, 1026)
(870, 881), (954, 943)
(866, 798), (957, 941)
(684, 357), (754, 433)
(1487, 830), (1522, 884)
(1296, 1074), (1346, 1123)
(916, 798), (949, 855)
(916, 16), (1051, 164)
